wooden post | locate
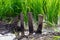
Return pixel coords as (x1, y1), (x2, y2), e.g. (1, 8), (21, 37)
(28, 12), (33, 34)
(20, 12), (24, 35)
(36, 14), (43, 34)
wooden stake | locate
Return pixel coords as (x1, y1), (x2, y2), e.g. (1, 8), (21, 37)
(36, 14), (43, 34)
(28, 12), (33, 34)
(20, 12), (24, 35)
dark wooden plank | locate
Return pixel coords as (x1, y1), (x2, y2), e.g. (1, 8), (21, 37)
(36, 14), (43, 34)
(28, 12), (33, 34)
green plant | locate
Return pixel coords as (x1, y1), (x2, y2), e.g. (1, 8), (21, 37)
(53, 36), (60, 40)
(43, 0), (59, 27)
(0, 0), (60, 26)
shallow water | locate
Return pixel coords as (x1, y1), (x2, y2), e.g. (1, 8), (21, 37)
(0, 33), (15, 40)
(0, 28), (60, 40)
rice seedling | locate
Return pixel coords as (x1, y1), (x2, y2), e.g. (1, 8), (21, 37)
(46, 0), (59, 26)
(30, 0), (44, 21)
(0, 0), (14, 19)
(0, 0), (60, 27)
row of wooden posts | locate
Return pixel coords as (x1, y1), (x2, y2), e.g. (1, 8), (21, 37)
(16, 12), (43, 35)
(0, 12), (43, 35)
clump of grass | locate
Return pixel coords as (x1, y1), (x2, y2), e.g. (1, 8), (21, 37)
(42, 0), (59, 27)
(49, 0), (59, 26)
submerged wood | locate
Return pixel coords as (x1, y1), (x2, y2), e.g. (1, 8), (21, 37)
(28, 12), (33, 34)
(36, 14), (43, 34)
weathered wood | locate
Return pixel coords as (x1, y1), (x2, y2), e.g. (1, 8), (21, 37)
(28, 12), (33, 34)
(20, 12), (24, 35)
(36, 14), (43, 34)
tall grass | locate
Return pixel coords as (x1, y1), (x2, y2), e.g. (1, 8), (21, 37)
(0, 0), (60, 26)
